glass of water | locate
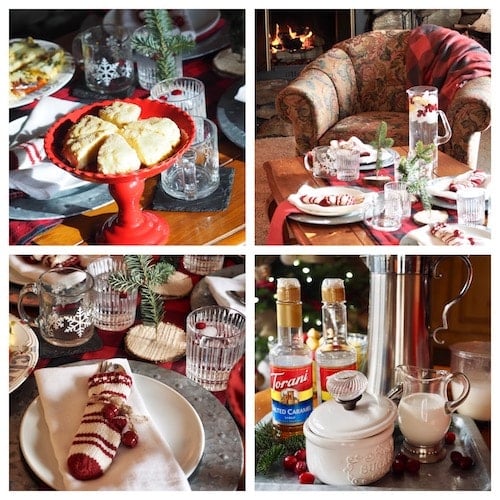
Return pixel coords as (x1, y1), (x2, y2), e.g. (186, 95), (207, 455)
(185, 306), (245, 391)
(456, 188), (486, 226)
(150, 77), (206, 118)
(87, 256), (138, 331)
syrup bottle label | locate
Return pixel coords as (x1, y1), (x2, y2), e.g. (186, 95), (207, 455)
(270, 364), (313, 425)
(318, 362), (357, 401)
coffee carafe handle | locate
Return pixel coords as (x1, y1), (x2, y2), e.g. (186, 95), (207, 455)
(431, 256), (473, 344)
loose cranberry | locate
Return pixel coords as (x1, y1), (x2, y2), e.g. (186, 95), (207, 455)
(195, 321), (206, 330)
(171, 89), (183, 96)
(294, 448), (307, 462)
(394, 452), (408, 464)
(294, 460), (308, 476)
(122, 430), (139, 448)
(450, 451), (463, 465)
(283, 454), (298, 471)
(459, 456), (474, 470)
(391, 458), (406, 475)
(445, 431), (456, 444)
(102, 403), (119, 421)
(298, 472), (315, 484)
(405, 458), (421, 474)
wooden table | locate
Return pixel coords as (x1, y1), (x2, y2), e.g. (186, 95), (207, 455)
(30, 136), (245, 246)
(264, 147), (471, 245)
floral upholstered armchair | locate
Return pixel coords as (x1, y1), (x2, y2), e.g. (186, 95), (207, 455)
(276, 25), (491, 169)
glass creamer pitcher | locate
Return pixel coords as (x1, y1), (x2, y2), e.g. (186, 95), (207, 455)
(407, 86), (452, 177)
(394, 365), (470, 463)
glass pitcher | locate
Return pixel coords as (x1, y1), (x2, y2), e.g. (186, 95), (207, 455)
(394, 365), (470, 463)
(407, 86), (452, 177)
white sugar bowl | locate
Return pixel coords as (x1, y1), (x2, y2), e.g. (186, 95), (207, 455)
(303, 370), (397, 486)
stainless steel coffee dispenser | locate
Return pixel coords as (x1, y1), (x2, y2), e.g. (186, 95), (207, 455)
(363, 255), (472, 396)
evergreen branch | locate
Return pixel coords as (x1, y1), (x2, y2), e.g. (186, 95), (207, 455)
(131, 9), (194, 81)
(370, 121), (394, 173)
(139, 287), (165, 326)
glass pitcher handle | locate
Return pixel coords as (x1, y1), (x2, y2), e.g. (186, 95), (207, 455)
(445, 371), (470, 414)
(431, 256), (473, 344)
(436, 110), (452, 146)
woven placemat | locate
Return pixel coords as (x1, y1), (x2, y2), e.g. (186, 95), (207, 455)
(125, 321), (186, 363)
(152, 167), (235, 212)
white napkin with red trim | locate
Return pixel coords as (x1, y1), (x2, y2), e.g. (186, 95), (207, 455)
(34, 358), (190, 491)
(9, 96), (91, 200)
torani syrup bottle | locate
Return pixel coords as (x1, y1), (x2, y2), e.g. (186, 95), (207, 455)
(315, 278), (357, 404)
(269, 278), (313, 439)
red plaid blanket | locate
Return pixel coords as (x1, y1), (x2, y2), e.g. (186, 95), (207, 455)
(406, 24), (491, 112)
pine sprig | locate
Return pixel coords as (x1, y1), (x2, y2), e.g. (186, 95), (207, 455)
(370, 121), (394, 173)
(255, 421), (306, 475)
(131, 10), (194, 81)
(397, 140), (436, 211)
(108, 255), (175, 327)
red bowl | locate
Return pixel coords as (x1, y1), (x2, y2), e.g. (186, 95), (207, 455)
(44, 97), (196, 184)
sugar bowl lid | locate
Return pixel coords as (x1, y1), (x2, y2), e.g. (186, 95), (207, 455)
(306, 371), (397, 440)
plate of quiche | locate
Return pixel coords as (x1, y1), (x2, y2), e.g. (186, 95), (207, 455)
(9, 38), (75, 108)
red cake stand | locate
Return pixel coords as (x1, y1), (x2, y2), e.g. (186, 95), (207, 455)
(44, 97), (195, 245)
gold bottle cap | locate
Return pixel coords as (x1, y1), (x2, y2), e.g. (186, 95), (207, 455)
(276, 277), (301, 302)
(321, 278), (345, 302)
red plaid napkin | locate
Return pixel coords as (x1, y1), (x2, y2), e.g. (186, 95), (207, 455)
(265, 200), (302, 245)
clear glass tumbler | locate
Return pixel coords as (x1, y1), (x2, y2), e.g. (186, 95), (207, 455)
(183, 255), (225, 275)
(150, 76), (207, 118)
(185, 305), (246, 391)
(87, 256), (138, 331)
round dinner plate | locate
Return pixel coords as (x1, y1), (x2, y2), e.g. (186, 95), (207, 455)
(401, 224), (491, 246)
(289, 186), (366, 217)
(19, 374), (205, 489)
(9, 39), (75, 109)
(9, 314), (39, 394)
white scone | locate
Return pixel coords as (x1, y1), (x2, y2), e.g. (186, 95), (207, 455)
(98, 101), (142, 127)
(120, 117), (181, 166)
(62, 115), (118, 168)
(97, 133), (141, 174)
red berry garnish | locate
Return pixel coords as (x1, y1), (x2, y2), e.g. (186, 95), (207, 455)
(171, 89), (183, 96)
(394, 452), (408, 464)
(298, 472), (315, 484)
(195, 321), (206, 330)
(102, 403), (119, 421)
(405, 458), (421, 474)
(392, 458), (406, 475)
(283, 454), (298, 471)
(450, 450), (463, 465)
(294, 448), (307, 462)
(459, 456), (474, 470)
(122, 430), (139, 448)
(110, 415), (127, 432)
(294, 460), (308, 476)
(445, 431), (456, 444)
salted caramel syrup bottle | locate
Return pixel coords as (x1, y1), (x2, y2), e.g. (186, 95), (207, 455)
(316, 278), (357, 404)
(269, 278), (313, 439)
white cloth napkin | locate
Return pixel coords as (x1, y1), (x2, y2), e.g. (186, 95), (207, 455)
(204, 273), (245, 315)
(9, 96), (92, 200)
(34, 359), (191, 491)
(405, 224), (490, 246)
(427, 171), (491, 201)
(234, 85), (246, 103)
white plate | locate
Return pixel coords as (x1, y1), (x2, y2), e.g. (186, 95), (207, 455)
(403, 224), (491, 246)
(289, 186), (366, 217)
(427, 174), (491, 202)
(9, 39), (75, 109)
(19, 373), (205, 489)
(9, 314), (39, 393)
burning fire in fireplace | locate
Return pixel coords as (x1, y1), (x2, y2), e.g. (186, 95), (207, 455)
(268, 22), (324, 64)
(270, 23), (315, 53)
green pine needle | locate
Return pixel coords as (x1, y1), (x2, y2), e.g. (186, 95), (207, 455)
(255, 421), (306, 475)
(108, 255), (175, 328)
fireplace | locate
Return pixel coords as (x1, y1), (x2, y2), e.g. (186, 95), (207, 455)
(256, 10), (356, 73)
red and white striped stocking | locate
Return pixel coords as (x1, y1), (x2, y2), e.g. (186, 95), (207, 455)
(67, 370), (133, 480)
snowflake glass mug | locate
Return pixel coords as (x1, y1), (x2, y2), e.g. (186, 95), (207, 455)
(73, 24), (135, 95)
(17, 267), (96, 347)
